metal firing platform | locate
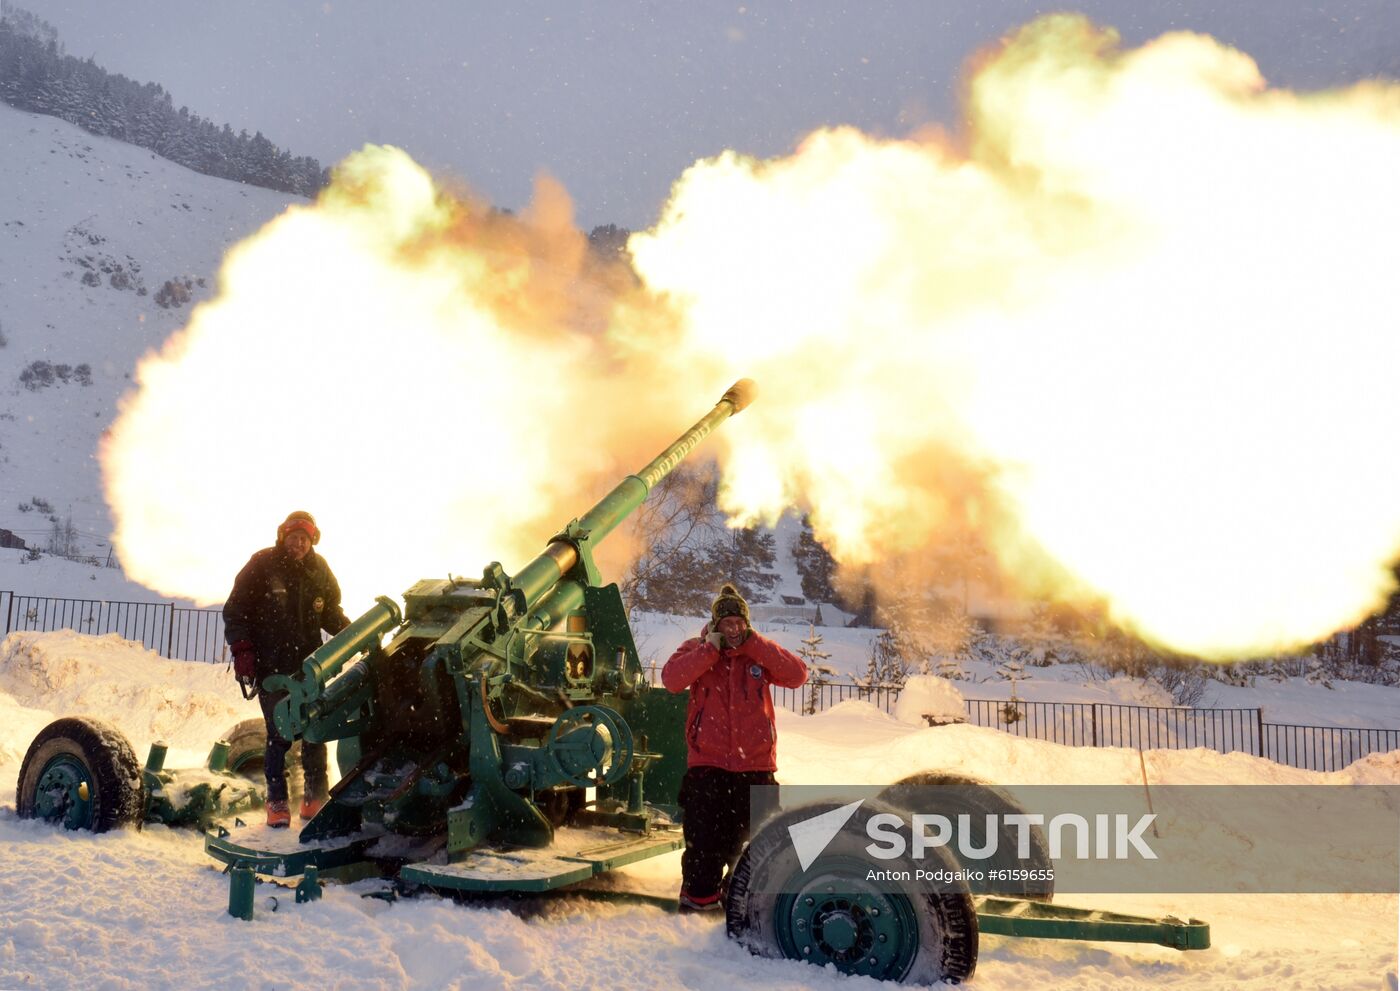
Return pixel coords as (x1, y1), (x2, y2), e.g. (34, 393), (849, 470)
(400, 824), (683, 893)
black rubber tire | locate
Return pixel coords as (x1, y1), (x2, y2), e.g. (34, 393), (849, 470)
(878, 771), (1054, 902)
(726, 800), (978, 985)
(16, 717), (144, 832)
(220, 717), (303, 802)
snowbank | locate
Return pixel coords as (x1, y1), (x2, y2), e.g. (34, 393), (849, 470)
(0, 630), (250, 767)
(0, 628), (1396, 991)
(892, 674), (966, 725)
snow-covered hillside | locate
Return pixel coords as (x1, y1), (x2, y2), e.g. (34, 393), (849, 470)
(0, 544), (180, 600)
(0, 630), (1395, 990)
(0, 101), (294, 561)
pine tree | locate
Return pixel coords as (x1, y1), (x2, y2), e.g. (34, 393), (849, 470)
(0, 9), (327, 197)
(588, 224), (631, 258)
(797, 624), (835, 714)
(707, 526), (779, 604)
(793, 515), (839, 603)
(935, 651), (965, 681)
(996, 656), (1026, 724)
(876, 576), (947, 676)
(855, 653), (880, 698)
(869, 630), (911, 691)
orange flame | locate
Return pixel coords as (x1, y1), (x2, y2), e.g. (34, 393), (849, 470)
(102, 147), (676, 608)
(629, 16), (1400, 658)
(104, 16), (1400, 660)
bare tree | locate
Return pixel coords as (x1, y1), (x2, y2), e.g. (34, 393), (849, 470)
(45, 511), (78, 558)
(620, 463), (729, 616)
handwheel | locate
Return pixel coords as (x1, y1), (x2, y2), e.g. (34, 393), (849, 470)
(544, 705), (634, 788)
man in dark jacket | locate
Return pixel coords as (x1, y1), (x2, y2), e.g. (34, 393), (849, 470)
(224, 510), (350, 827)
(662, 583), (808, 912)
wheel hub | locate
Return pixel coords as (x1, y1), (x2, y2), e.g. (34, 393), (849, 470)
(34, 755), (94, 830)
(815, 907), (859, 952)
(774, 859), (921, 980)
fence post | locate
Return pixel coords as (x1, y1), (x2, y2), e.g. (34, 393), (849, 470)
(1255, 709), (1264, 758)
(1091, 703), (1098, 747)
(165, 602), (176, 659)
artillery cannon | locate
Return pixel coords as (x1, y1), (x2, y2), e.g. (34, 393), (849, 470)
(14, 374), (1210, 986)
(203, 379), (756, 889)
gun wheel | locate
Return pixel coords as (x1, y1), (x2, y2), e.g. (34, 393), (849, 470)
(220, 718), (304, 803)
(725, 801), (978, 985)
(16, 717), (144, 832)
(878, 772), (1054, 902)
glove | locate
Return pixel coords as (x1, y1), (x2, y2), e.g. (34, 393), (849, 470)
(704, 626), (725, 651)
(231, 640), (258, 698)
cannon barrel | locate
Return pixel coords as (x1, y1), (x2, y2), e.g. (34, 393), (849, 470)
(270, 379), (754, 746)
(511, 378), (755, 607)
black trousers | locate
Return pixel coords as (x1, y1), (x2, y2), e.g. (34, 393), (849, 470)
(679, 766), (777, 899)
(258, 690), (327, 804)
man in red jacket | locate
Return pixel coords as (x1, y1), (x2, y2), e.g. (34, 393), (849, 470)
(662, 583), (808, 912)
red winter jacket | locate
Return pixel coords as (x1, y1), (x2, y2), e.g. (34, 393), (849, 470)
(662, 630), (809, 772)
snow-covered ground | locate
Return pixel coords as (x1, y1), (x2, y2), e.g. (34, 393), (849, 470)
(0, 628), (1396, 990)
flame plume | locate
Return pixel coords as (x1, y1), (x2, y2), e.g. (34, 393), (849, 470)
(104, 16), (1400, 660)
(102, 148), (675, 608)
(628, 16), (1400, 658)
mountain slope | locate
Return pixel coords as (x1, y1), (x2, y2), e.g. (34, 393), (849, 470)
(0, 101), (294, 561)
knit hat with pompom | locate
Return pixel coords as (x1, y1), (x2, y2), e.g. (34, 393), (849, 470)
(710, 583), (750, 627)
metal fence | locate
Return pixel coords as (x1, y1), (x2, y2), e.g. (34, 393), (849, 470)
(0, 590), (227, 663)
(772, 680), (904, 716)
(1260, 721), (1400, 773)
(6, 590), (1399, 772)
(644, 664), (1399, 772)
(963, 699), (1264, 755)
(959, 698), (1398, 773)
(642, 665), (903, 716)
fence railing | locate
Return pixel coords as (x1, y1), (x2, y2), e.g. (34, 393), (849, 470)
(773, 680), (904, 716)
(0, 590), (227, 664)
(641, 664), (906, 715)
(1259, 721), (1400, 773)
(643, 664), (1399, 772)
(963, 699), (1264, 755)
(6, 591), (1398, 773)
(957, 698), (1397, 773)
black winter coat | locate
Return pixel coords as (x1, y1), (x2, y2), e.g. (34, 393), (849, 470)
(223, 546), (351, 682)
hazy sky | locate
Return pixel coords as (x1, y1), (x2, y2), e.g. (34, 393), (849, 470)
(18, 1), (1400, 229)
